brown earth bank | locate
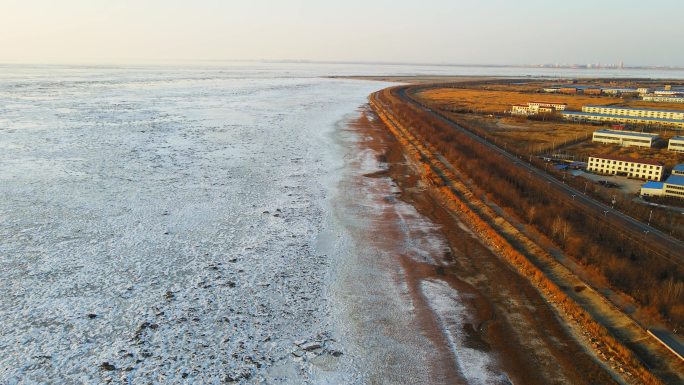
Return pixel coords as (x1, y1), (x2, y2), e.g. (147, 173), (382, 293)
(351, 105), (621, 385)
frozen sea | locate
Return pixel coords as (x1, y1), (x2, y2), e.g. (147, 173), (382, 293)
(0, 64), (403, 384)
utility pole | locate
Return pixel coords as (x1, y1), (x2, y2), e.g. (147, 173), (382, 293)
(648, 209), (653, 227)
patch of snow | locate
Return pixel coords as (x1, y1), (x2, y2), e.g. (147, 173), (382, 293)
(421, 279), (510, 385)
(0, 65), (391, 384)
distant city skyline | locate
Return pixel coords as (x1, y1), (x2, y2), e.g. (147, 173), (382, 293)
(2, 0), (683, 66)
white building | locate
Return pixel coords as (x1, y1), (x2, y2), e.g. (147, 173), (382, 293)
(669, 137), (684, 152)
(511, 101), (566, 116)
(642, 95), (684, 103)
(562, 111), (684, 129)
(602, 88), (638, 95)
(654, 90), (684, 96)
(587, 155), (663, 181)
(511, 104), (551, 115)
(527, 101), (567, 111)
(664, 175), (684, 199)
(640, 181), (664, 197)
(672, 164), (684, 176)
(641, 173), (684, 199)
(582, 106), (684, 120)
(592, 129), (658, 148)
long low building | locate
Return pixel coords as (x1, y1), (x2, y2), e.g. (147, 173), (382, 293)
(587, 155), (664, 181)
(511, 101), (566, 116)
(601, 88), (639, 95)
(664, 175), (684, 199)
(512, 104), (553, 115)
(561, 111), (684, 129)
(640, 181), (665, 197)
(640, 170), (684, 199)
(527, 101), (567, 110)
(640, 163), (684, 198)
(672, 164), (684, 176)
(582, 105), (684, 120)
(654, 89), (684, 96)
(642, 95), (684, 103)
(592, 129), (658, 148)
(669, 136), (684, 152)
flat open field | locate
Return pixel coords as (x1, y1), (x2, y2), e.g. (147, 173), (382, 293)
(416, 87), (684, 113)
(416, 88), (626, 113)
(445, 113), (596, 153)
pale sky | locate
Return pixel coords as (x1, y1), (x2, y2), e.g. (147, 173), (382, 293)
(1, 0), (683, 66)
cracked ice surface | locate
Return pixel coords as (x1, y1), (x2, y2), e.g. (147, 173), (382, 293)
(0, 65), (390, 384)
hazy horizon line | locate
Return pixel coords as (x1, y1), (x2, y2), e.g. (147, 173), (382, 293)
(2, 58), (684, 70)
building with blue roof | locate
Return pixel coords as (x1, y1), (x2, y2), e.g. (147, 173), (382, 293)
(562, 111), (684, 129)
(669, 137), (684, 152)
(664, 175), (684, 199)
(672, 164), (684, 176)
(640, 175), (684, 199)
(583, 105), (684, 117)
(592, 129), (659, 148)
(640, 181), (665, 198)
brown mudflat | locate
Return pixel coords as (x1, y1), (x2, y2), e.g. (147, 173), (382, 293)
(348, 105), (620, 385)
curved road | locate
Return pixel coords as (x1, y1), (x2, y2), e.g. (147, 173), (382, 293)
(389, 86), (684, 266)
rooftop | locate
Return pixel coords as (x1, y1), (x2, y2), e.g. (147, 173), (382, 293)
(589, 154), (662, 166)
(594, 129), (659, 138)
(642, 181), (664, 189)
(673, 164), (684, 172)
(529, 101), (567, 105)
(562, 111), (684, 124)
(600, 88), (639, 92)
(584, 105), (684, 114)
(665, 175), (684, 187)
(670, 136), (684, 141)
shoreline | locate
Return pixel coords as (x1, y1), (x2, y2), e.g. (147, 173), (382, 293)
(329, 104), (620, 384)
(367, 97), (635, 383)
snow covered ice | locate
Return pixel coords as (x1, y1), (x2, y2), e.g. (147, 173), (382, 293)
(0, 65), (392, 384)
(0, 64), (509, 384)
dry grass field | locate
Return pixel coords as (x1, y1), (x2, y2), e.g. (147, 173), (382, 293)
(446, 113), (596, 153)
(416, 87), (684, 114)
(417, 88), (625, 113)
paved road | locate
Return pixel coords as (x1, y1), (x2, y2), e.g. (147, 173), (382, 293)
(391, 86), (684, 266)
